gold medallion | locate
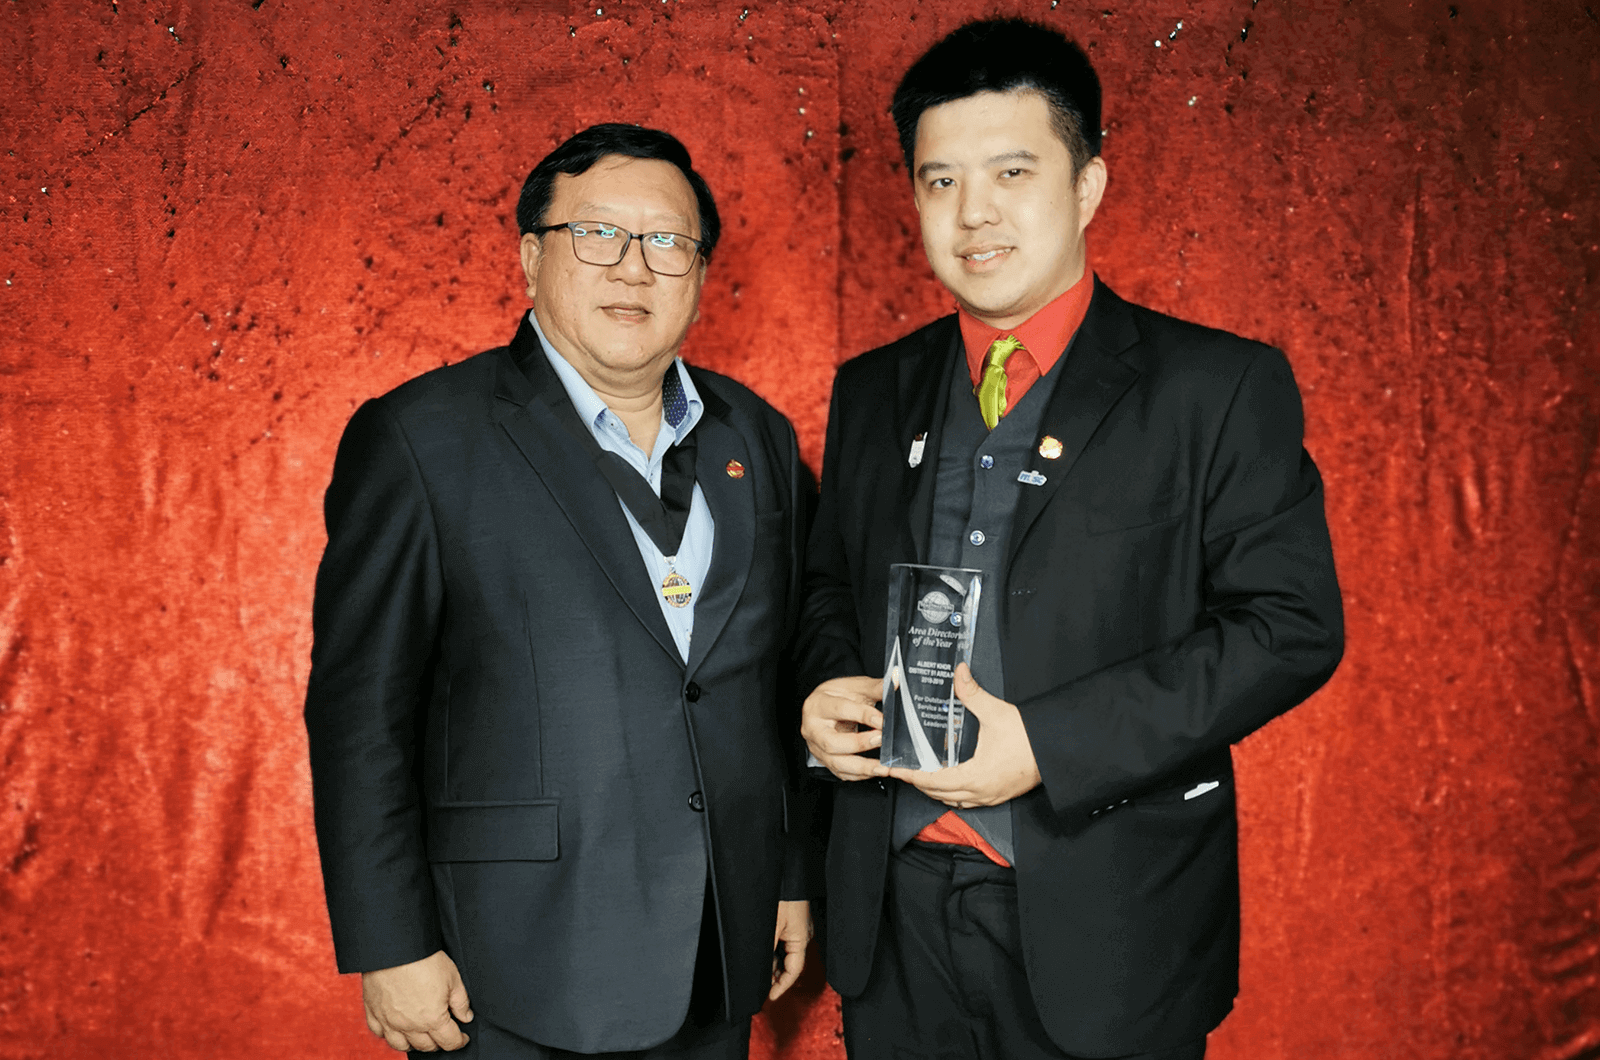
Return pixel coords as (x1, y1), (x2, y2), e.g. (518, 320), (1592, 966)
(662, 571), (694, 608)
(1038, 435), (1064, 460)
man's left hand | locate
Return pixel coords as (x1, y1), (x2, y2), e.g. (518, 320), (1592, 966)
(769, 900), (811, 1001)
(886, 663), (1042, 807)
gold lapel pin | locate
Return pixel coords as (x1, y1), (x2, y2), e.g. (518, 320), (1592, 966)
(1038, 436), (1064, 460)
(725, 459), (746, 479)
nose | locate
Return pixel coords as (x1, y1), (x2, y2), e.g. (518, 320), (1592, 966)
(957, 181), (999, 230)
(607, 234), (656, 284)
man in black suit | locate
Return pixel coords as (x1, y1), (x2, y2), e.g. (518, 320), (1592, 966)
(305, 124), (812, 1059)
(796, 21), (1343, 1060)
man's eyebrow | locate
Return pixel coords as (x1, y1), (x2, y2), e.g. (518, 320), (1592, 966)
(571, 204), (696, 232)
(986, 150), (1039, 167)
(915, 150), (1039, 182)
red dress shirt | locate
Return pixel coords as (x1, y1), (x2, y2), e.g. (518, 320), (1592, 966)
(959, 265), (1095, 402)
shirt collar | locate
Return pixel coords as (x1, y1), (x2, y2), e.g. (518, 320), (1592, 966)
(527, 309), (704, 451)
(958, 263), (1095, 384)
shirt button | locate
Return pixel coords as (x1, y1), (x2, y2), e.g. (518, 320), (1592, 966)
(688, 791), (705, 812)
(979, 455), (994, 469)
(969, 530), (986, 546)
(684, 682), (701, 702)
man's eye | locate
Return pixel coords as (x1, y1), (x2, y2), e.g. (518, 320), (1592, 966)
(571, 226), (588, 237)
(931, 178), (954, 190)
(597, 226), (619, 238)
(1002, 168), (1025, 178)
(649, 233), (678, 248)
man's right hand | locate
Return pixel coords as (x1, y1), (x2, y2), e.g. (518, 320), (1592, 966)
(362, 949), (474, 1053)
(801, 675), (888, 781)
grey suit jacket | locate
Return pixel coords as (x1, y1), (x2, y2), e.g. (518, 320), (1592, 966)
(305, 315), (809, 1052)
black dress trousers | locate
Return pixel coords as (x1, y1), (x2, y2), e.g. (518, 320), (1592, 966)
(842, 843), (1206, 1060)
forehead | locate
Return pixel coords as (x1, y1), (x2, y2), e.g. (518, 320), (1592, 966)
(914, 89), (1065, 164)
(548, 154), (700, 233)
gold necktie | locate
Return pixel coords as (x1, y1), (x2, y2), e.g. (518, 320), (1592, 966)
(977, 335), (1023, 430)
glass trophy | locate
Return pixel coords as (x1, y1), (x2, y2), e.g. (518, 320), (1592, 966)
(880, 564), (983, 771)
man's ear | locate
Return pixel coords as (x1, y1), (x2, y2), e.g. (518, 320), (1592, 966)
(691, 258), (708, 323)
(519, 232), (544, 299)
(1075, 156), (1108, 235)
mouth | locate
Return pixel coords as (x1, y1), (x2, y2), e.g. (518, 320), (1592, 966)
(957, 246), (1013, 269)
(601, 303), (651, 321)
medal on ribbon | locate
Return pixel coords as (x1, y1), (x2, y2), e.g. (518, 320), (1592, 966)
(662, 568), (694, 608)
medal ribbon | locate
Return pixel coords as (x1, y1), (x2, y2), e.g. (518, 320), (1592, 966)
(592, 434), (697, 560)
(544, 386), (699, 562)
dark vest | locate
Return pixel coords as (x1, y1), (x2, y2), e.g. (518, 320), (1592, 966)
(891, 341), (1073, 864)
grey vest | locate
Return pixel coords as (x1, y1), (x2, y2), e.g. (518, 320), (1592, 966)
(891, 342), (1071, 864)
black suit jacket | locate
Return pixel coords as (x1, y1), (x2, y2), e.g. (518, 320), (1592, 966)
(304, 316), (810, 1053)
(795, 279), (1344, 1056)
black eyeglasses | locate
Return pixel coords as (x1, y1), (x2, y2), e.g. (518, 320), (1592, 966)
(532, 220), (707, 277)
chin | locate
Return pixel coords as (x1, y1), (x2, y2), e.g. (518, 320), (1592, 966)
(939, 275), (1015, 313)
(955, 290), (1029, 322)
(598, 340), (672, 370)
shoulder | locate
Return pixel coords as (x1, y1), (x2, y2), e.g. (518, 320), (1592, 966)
(331, 348), (509, 456)
(331, 346), (510, 467)
(685, 364), (797, 445)
(371, 347), (506, 420)
(1104, 286), (1291, 393)
(834, 313), (958, 391)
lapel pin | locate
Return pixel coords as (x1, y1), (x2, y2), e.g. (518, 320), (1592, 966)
(1038, 435), (1063, 460)
(1017, 470), (1048, 486)
(908, 432), (927, 468)
(725, 459), (746, 479)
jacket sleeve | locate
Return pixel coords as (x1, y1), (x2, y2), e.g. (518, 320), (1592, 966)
(777, 419), (830, 899)
(793, 368), (869, 696)
(304, 398), (446, 973)
(1020, 347), (1345, 824)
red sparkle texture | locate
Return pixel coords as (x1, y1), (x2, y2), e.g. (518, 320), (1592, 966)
(1, 2), (1597, 1058)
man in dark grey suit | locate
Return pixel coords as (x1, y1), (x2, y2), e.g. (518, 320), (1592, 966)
(305, 123), (813, 1059)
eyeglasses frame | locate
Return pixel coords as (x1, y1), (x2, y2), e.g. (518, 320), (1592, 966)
(531, 220), (708, 277)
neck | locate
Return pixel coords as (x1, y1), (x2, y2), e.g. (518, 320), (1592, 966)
(591, 373), (666, 455)
(533, 306), (673, 455)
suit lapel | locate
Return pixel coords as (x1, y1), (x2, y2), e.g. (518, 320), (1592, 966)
(683, 388), (753, 679)
(1006, 280), (1142, 571)
(494, 318), (680, 663)
(899, 318), (963, 563)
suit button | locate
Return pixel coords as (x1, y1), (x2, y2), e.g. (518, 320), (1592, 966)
(969, 530), (986, 546)
(688, 791), (705, 812)
(684, 682), (701, 702)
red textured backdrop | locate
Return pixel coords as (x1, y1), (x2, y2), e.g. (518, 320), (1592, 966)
(3, 1), (1598, 1057)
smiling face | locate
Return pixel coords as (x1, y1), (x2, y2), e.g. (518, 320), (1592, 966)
(912, 89), (1107, 331)
(520, 154), (705, 395)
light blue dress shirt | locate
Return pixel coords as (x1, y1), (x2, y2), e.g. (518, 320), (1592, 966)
(529, 310), (714, 662)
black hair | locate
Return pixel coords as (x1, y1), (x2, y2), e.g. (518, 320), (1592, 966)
(515, 123), (721, 261)
(891, 19), (1102, 177)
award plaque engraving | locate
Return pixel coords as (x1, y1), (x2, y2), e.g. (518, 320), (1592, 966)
(880, 564), (983, 771)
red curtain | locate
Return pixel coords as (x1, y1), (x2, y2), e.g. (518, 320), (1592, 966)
(2, 2), (1596, 1057)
